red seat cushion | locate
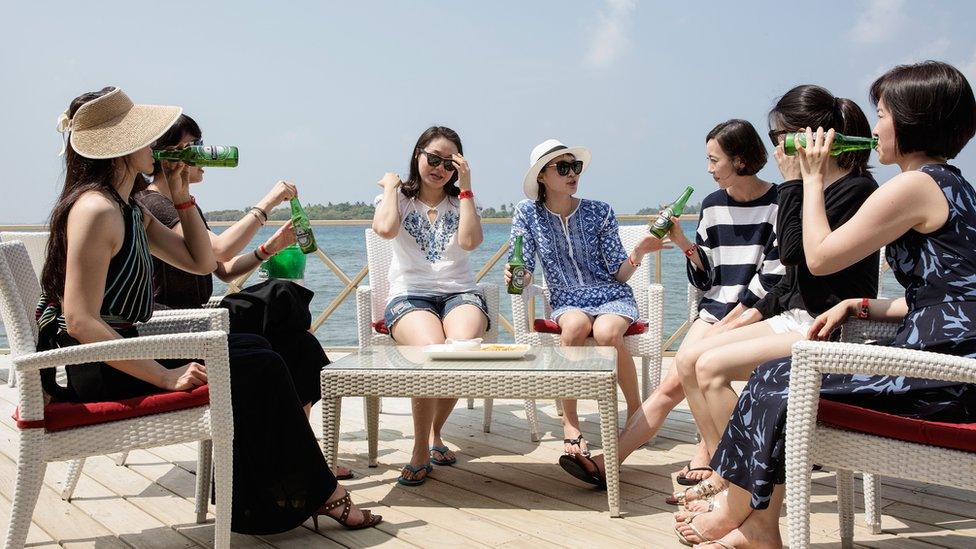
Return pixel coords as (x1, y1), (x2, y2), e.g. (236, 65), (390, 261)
(533, 318), (648, 337)
(372, 320), (390, 335)
(818, 399), (976, 453)
(13, 385), (210, 432)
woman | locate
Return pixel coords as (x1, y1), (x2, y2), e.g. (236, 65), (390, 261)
(504, 139), (664, 468)
(371, 126), (487, 486)
(137, 114), (351, 479)
(669, 86), (880, 508)
(675, 61), (976, 548)
(42, 87), (379, 534)
(556, 121), (784, 488)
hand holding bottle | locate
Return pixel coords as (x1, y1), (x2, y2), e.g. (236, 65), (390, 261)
(263, 220), (296, 256)
(503, 263), (532, 287)
(773, 142), (801, 181)
(161, 160), (191, 202)
(157, 362), (208, 391)
(452, 153), (472, 191)
(795, 127), (835, 184)
(260, 180), (298, 210)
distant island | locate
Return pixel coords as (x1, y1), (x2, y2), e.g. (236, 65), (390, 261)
(204, 201), (700, 221)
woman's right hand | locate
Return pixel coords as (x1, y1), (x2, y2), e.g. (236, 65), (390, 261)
(503, 263), (532, 286)
(774, 142), (801, 180)
(161, 161), (191, 201)
(158, 362), (208, 391)
(264, 220), (296, 255)
(666, 214), (688, 244)
(378, 172), (402, 192)
(807, 299), (856, 341)
(262, 180), (298, 208)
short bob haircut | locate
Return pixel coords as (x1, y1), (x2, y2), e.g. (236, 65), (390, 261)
(870, 60), (976, 160)
(706, 119), (767, 176)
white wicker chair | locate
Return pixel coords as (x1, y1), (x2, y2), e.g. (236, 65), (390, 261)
(0, 240), (235, 549)
(0, 231), (49, 387)
(354, 229), (504, 443)
(510, 225), (665, 441)
(785, 318), (976, 549)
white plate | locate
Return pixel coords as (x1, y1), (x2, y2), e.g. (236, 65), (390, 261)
(422, 343), (532, 360)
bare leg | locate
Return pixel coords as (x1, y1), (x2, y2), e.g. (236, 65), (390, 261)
(696, 332), (801, 455)
(676, 321), (780, 468)
(557, 310), (593, 455)
(592, 314), (640, 418)
(432, 304), (489, 462)
(390, 310), (446, 481)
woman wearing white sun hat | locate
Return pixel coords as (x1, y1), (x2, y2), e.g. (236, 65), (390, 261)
(504, 139), (665, 466)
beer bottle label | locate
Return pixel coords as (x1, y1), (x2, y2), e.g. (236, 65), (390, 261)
(511, 266), (526, 289)
(652, 208), (674, 230)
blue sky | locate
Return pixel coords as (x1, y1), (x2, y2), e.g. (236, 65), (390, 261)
(2, 0), (975, 222)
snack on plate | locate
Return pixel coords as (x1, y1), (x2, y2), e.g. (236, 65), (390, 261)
(479, 344), (527, 352)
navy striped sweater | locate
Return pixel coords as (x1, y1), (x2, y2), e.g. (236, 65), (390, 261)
(688, 185), (784, 322)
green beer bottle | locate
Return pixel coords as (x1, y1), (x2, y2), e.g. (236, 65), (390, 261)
(290, 198), (317, 254)
(152, 145), (239, 167)
(507, 234), (526, 295)
(783, 132), (877, 156)
(258, 244), (306, 285)
(649, 186), (694, 239)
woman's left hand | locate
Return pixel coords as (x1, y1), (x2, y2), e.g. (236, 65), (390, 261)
(796, 127), (834, 184)
(264, 220), (296, 255)
(452, 153), (471, 191)
(634, 234), (671, 256)
(161, 161), (191, 201)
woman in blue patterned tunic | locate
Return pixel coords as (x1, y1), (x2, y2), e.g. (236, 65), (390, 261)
(504, 139), (665, 460)
(675, 62), (976, 549)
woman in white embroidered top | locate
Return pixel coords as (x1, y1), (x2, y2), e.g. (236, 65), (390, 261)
(372, 126), (488, 487)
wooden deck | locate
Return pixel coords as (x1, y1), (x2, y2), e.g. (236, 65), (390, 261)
(0, 356), (973, 548)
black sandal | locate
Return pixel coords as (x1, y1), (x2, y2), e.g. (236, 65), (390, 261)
(558, 454), (607, 489)
(313, 489), (382, 531)
(563, 434), (590, 456)
(676, 465), (713, 486)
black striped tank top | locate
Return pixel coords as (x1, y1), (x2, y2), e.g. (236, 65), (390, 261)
(36, 187), (155, 347)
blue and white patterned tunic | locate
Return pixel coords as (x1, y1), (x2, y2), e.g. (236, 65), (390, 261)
(713, 164), (976, 509)
(508, 199), (639, 322)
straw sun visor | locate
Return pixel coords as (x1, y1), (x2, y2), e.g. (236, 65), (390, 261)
(68, 88), (182, 160)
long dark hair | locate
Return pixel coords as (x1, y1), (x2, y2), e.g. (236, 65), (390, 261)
(769, 85), (872, 175)
(152, 114), (202, 176)
(400, 126), (463, 199)
(41, 87), (124, 299)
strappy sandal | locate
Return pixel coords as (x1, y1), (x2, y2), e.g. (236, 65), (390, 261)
(397, 462), (433, 486)
(666, 479), (723, 505)
(674, 512), (715, 547)
(676, 464), (713, 486)
(429, 445), (456, 466)
(558, 454), (607, 489)
(563, 434), (590, 456)
(313, 489), (382, 531)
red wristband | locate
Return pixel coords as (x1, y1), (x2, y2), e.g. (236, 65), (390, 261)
(458, 190), (474, 200)
(259, 244), (270, 257)
(174, 197), (196, 210)
(684, 244), (698, 258)
(628, 254), (641, 267)
(856, 297), (870, 319)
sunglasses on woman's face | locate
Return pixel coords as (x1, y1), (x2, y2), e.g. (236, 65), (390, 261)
(417, 149), (456, 172)
(546, 159), (584, 177)
(768, 130), (788, 147)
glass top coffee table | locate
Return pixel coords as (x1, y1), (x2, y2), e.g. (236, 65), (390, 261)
(319, 345), (622, 516)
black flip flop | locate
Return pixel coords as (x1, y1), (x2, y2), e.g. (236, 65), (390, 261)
(676, 466), (713, 486)
(558, 454), (607, 489)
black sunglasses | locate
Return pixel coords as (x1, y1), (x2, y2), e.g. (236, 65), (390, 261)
(545, 159), (584, 176)
(767, 130), (788, 147)
(417, 149), (456, 171)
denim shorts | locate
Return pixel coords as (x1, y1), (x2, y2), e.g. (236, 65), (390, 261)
(383, 291), (490, 337)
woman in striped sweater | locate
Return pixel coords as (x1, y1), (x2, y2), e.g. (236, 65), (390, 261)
(559, 120), (783, 487)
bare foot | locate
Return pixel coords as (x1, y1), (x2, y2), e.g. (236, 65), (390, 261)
(674, 508), (739, 545)
(334, 465), (354, 479)
(703, 517), (783, 549)
(677, 442), (713, 483)
(563, 423), (589, 455)
(429, 437), (456, 463)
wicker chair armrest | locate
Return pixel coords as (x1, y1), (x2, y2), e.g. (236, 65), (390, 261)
(14, 330), (231, 422)
(838, 318), (901, 344)
(687, 284), (703, 323)
(477, 282), (500, 342)
(356, 285), (374, 349)
(139, 308), (230, 336)
(204, 296), (224, 308)
(791, 339), (976, 386)
(646, 283), (664, 338)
